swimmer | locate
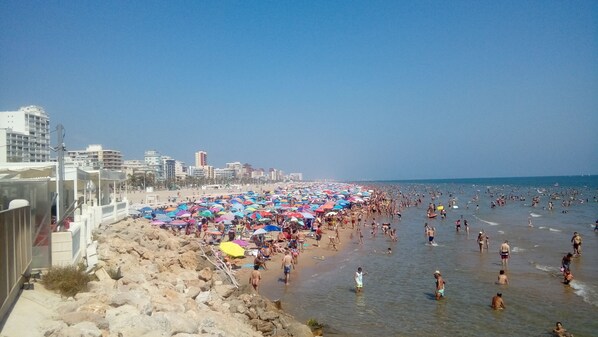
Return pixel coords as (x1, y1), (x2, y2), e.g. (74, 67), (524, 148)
(491, 293), (506, 310)
(496, 270), (509, 285)
(552, 321), (574, 337)
(387, 247), (392, 255)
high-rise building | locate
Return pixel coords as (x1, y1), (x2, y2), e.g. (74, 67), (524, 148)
(0, 105), (50, 163)
(67, 144), (123, 170)
(195, 151), (207, 167)
(144, 150), (163, 180)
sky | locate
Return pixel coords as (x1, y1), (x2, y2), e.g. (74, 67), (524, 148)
(1, 1), (596, 181)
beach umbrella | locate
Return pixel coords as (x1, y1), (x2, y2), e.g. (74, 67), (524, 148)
(259, 218), (272, 223)
(219, 242), (245, 257)
(151, 220), (165, 226)
(128, 210), (141, 216)
(232, 239), (249, 247)
(252, 228), (268, 236)
(155, 214), (172, 222)
(200, 210), (213, 217)
(326, 211), (338, 216)
(300, 212), (315, 219)
(170, 220), (187, 226)
(176, 210), (190, 217)
(264, 225), (282, 232)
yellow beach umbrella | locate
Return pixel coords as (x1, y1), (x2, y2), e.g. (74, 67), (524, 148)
(219, 242), (245, 257)
(437, 205), (444, 211)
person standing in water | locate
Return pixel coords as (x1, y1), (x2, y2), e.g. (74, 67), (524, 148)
(434, 270), (445, 300)
(500, 240), (511, 269)
(571, 232), (582, 256)
(355, 267), (365, 293)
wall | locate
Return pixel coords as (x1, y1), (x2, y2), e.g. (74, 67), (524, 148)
(0, 206), (32, 323)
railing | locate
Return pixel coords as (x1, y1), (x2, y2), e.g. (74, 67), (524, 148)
(0, 206), (32, 323)
(52, 201), (128, 267)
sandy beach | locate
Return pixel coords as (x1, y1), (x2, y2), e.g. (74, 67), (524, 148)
(131, 183), (363, 310)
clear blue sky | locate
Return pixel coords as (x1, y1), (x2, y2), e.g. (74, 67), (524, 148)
(1, 1), (596, 180)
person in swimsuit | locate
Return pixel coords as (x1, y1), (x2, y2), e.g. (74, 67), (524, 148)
(428, 227), (436, 245)
(249, 265), (261, 293)
(491, 293), (506, 310)
(434, 270), (445, 300)
(496, 269), (509, 285)
(455, 219), (461, 232)
(281, 249), (294, 285)
(477, 232), (485, 252)
(562, 253), (573, 272)
(571, 232), (582, 256)
(500, 240), (510, 269)
(355, 267), (365, 293)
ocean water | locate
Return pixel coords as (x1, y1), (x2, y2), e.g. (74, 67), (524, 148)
(262, 176), (598, 337)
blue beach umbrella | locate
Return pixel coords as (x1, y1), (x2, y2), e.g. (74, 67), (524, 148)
(264, 225), (282, 232)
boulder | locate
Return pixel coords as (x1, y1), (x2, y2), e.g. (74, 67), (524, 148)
(110, 290), (153, 315)
(213, 284), (236, 299)
(152, 312), (198, 335)
(195, 291), (212, 305)
(286, 321), (315, 337)
(177, 251), (199, 270)
(71, 321), (102, 337)
(61, 311), (109, 330)
(197, 268), (213, 282)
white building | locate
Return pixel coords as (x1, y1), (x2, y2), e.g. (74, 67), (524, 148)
(214, 167), (235, 180)
(122, 160), (152, 177)
(0, 106), (50, 163)
(67, 144), (123, 170)
(288, 173), (303, 181)
(144, 150), (163, 180)
(225, 161), (242, 178)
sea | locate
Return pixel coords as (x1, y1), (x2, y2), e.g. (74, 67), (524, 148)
(261, 176), (598, 337)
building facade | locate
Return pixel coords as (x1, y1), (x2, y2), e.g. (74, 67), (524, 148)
(66, 144), (123, 170)
(0, 106), (50, 163)
(194, 151), (207, 167)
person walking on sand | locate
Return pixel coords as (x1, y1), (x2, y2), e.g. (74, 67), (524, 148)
(249, 265), (261, 293)
(281, 249), (294, 285)
(434, 270), (445, 300)
(355, 267), (365, 293)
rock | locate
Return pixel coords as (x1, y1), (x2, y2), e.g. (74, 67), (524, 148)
(258, 310), (279, 321)
(185, 279), (208, 291)
(197, 268), (213, 282)
(185, 286), (201, 299)
(62, 311), (109, 329)
(213, 284), (236, 299)
(40, 320), (67, 337)
(195, 291), (212, 305)
(105, 305), (169, 336)
(286, 321), (315, 337)
(256, 320), (274, 334)
(152, 312), (198, 335)
(165, 238), (180, 250)
(177, 251), (199, 270)
(110, 290), (153, 315)
(71, 321), (102, 337)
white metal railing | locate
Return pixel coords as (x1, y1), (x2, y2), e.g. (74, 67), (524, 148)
(0, 206), (32, 322)
(52, 201), (128, 267)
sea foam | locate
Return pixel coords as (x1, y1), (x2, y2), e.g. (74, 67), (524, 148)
(570, 280), (598, 307)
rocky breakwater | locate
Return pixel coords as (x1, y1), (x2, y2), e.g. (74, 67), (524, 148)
(41, 219), (313, 337)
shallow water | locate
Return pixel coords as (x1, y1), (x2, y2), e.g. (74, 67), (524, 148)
(262, 177), (598, 337)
